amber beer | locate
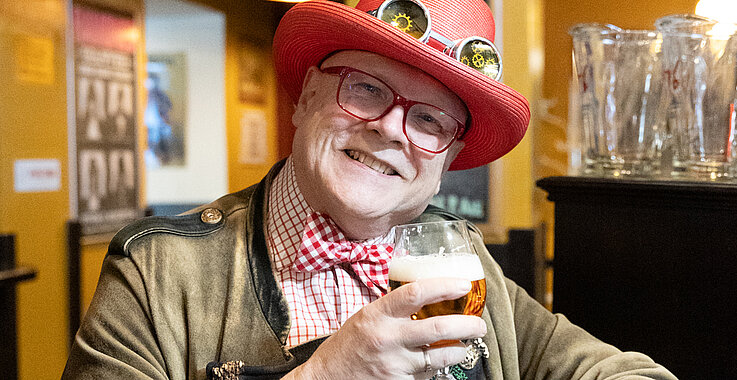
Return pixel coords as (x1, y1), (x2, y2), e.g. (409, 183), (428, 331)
(388, 253), (486, 319)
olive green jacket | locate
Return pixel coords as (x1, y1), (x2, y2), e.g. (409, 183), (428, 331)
(63, 161), (677, 379)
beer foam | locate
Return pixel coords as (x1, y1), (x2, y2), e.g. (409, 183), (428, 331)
(388, 253), (485, 281)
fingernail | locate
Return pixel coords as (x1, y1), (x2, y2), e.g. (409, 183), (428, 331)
(459, 279), (472, 292)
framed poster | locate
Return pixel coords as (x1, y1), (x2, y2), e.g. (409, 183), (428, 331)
(72, 4), (142, 236)
(238, 38), (269, 105)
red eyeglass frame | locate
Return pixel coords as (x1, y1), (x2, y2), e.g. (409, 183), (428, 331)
(320, 66), (467, 154)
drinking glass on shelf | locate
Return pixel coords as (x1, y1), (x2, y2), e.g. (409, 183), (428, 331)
(389, 220), (486, 380)
(569, 24), (670, 177)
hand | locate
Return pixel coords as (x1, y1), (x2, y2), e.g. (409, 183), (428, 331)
(288, 278), (487, 379)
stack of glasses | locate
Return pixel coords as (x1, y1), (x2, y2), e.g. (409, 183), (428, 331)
(570, 15), (737, 181)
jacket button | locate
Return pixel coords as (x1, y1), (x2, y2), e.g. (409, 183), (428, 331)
(200, 208), (223, 224)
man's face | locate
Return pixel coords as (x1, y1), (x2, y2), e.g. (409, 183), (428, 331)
(291, 50), (467, 239)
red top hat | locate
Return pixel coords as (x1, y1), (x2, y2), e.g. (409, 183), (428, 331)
(273, 0), (530, 170)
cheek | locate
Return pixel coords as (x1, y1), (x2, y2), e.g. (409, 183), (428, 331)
(411, 149), (448, 178)
(408, 156), (446, 197)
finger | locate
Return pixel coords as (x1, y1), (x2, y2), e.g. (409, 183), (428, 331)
(411, 342), (468, 378)
(379, 278), (472, 318)
(399, 315), (487, 347)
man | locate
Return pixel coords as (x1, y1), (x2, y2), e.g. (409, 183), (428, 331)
(63, 0), (677, 379)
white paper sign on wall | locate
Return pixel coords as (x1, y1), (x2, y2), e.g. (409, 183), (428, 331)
(14, 159), (62, 193)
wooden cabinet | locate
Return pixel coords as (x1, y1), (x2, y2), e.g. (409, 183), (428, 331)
(537, 176), (737, 380)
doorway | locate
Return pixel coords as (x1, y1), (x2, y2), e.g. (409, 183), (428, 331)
(145, 0), (227, 215)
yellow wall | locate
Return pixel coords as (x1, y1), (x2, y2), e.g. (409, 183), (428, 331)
(496, 0), (543, 232)
(80, 242), (111, 316)
(0, 2), (69, 378)
(1, 0), (145, 378)
(224, 34), (280, 192)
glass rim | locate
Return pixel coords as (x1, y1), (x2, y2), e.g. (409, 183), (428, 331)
(654, 13), (718, 30)
(568, 23), (623, 37)
(393, 219), (469, 230)
(570, 27), (661, 40)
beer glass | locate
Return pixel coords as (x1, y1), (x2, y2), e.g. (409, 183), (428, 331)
(390, 220), (486, 380)
(570, 25), (669, 177)
(654, 14), (735, 178)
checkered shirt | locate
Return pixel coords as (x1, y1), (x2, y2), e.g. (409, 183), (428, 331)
(266, 158), (394, 348)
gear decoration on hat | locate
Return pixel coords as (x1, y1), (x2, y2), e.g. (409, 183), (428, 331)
(472, 54), (485, 68)
(391, 13), (413, 32)
(471, 42), (491, 69)
(460, 56), (471, 66)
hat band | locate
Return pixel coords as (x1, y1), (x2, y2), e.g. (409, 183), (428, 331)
(369, 0), (503, 80)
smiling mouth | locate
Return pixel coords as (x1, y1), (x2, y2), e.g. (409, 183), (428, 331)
(345, 150), (398, 176)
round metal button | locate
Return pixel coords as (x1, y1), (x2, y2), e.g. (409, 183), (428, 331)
(200, 208), (222, 224)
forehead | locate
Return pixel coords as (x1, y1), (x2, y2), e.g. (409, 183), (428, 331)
(321, 50), (468, 119)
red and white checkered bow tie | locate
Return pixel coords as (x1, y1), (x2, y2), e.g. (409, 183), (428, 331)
(295, 212), (393, 297)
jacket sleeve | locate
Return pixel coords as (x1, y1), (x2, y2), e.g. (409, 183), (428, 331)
(62, 254), (169, 380)
(508, 278), (678, 380)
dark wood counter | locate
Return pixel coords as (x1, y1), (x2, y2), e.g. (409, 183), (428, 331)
(537, 176), (737, 380)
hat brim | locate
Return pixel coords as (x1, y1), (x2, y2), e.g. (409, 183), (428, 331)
(273, 0), (530, 171)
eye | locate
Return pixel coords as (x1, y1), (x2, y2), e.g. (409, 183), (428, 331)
(351, 82), (383, 96)
(411, 112), (444, 134)
(417, 113), (439, 124)
(408, 105), (458, 140)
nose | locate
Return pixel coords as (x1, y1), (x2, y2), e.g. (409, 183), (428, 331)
(368, 104), (408, 147)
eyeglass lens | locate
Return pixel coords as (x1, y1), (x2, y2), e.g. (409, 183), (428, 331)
(338, 70), (459, 152)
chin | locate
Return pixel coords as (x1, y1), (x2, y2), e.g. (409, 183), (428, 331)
(342, 191), (426, 221)
(333, 192), (391, 218)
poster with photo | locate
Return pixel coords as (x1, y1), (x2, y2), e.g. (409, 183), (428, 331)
(238, 38), (269, 105)
(73, 4), (141, 235)
(145, 54), (187, 167)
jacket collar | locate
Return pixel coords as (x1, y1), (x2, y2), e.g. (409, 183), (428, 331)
(246, 159), (292, 345)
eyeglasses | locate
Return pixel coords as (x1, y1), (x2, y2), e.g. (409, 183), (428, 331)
(369, 0), (503, 80)
(321, 66), (465, 154)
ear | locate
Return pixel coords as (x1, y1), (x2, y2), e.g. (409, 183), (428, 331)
(292, 66), (322, 129)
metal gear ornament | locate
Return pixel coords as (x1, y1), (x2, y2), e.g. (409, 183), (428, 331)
(472, 53), (485, 68)
(391, 13), (413, 32)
